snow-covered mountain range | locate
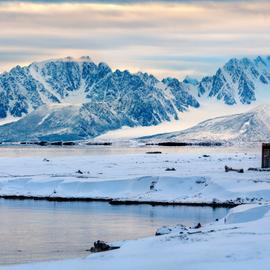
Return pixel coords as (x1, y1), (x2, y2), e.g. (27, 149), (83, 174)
(197, 56), (270, 105)
(143, 105), (270, 144)
(0, 56), (269, 141)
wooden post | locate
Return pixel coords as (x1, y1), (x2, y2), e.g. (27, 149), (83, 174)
(262, 143), (270, 168)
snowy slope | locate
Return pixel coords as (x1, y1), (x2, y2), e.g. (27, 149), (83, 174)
(0, 104), (86, 141)
(143, 104), (270, 143)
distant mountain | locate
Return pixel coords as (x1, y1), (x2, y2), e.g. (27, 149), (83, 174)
(0, 57), (200, 141)
(0, 55), (269, 141)
(0, 57), (200, 121)
(195, 56), (270, 105)
(142, 105), (270, 143)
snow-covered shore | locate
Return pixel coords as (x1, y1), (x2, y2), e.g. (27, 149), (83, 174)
(0, 151), (269, 205)
(2, 203), (270, 270)
(1, 148), (270, 269)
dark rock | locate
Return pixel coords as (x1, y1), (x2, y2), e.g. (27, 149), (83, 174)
(39, 141), (49, 146)
(62, 141), (76, 146)
(86, 142), (112, 146)
(225, 165), (244, 173)
(150, 180), (157, 190)
(165, 168), (176, 171)
(146, 151), (162, 154)
(194, 223), (202, 229)
(76, 170), (83, 174)
(158, 142), (191, 146)
(50, 141), (63, 146)
(88, 240), (120, 253)
(248, 167), (270, 172)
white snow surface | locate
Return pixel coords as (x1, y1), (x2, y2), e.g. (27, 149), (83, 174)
(2, 149), (270, 269)
(0, 150), (269, 204)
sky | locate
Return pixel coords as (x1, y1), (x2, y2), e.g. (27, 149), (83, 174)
(0, 0), (270, 79)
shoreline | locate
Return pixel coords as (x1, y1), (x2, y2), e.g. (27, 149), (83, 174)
(1, 203), (270, 270)
(0, 195), (238, 208)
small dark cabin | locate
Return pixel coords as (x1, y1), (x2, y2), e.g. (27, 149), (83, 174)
(262, 143), (270, 168)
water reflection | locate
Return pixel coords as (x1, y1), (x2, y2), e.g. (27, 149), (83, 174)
(0, 199), (229, 265)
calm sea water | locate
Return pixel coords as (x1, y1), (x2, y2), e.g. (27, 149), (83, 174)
(0, 144), (260, 158)
(0, 199), (229, 265)
(0, 144), (255, 265)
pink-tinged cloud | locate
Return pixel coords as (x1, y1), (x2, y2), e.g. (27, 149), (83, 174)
(0, 0), (269, 79)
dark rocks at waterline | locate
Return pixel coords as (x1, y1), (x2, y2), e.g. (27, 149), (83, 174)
(62, 141), (76, 146)
(20, 141), (48, 146)
(146, 142), (223, 147)
(88, 240), (120, 253)
(19, 141), (77, 146)
(146, 151), (162, 154)
(158, 142), (191, 146)
(50, 141), (63, 146)
(86, 142), (112, 146)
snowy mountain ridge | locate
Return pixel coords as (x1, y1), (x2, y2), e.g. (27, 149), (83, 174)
(194, 56), (270, 105)
(0, 55), (269, 141)
(0, 57), (199, 122)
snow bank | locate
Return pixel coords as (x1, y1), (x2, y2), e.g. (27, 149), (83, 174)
(0, 151), (269, 205)
(225, 204), (270, 224)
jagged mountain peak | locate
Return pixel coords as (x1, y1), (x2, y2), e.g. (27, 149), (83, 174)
(0, 55), (269, 141)
(183, 76), (199, 86)
(30, 56), (95, 65)
(196, 55), (270, 105)
(0, 56), (200, 141)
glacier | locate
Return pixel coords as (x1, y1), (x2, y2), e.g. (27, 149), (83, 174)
(142, 104), (270, 144)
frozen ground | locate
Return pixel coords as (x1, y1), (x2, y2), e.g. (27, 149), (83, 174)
(0, 149), (269, 205)
(1, 147), (270, 269)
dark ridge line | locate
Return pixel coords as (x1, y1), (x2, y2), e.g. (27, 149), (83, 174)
(0, 195), (236, 208)
(109, 199), (237, 208)
(0, 195), (110, 202)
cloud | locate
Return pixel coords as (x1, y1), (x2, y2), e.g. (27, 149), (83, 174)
(0, 0), (269, 79)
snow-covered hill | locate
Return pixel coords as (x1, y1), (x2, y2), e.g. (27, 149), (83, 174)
(0, 56), (269, 141)
(142, 105), (270, 143)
